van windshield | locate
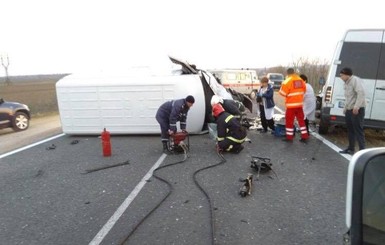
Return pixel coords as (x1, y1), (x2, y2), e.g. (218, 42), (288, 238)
(270, 74), (284, 80)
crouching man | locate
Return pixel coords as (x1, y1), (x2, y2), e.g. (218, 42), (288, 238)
(155, 95), (195, 153)
(212, 103), (247, 153)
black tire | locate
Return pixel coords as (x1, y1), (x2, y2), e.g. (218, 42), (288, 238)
(318, 118), (329, 135)
(12, 112), (29, 131)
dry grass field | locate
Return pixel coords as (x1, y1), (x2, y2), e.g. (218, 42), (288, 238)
(0, 74), (68, 117)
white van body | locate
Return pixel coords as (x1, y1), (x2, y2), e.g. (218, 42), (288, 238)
(319, 29), (385, 134)
(208, 69), (260, 98)
(56, 57), (250, 135)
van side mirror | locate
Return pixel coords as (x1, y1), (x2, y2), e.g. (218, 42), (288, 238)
(345, 148), (385, 244)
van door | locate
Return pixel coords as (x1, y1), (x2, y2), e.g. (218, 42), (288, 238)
(336, 30), (384, 120)
(371, 41), (385, 120)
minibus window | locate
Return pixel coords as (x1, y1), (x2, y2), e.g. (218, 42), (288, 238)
(337, 42), (381, 79)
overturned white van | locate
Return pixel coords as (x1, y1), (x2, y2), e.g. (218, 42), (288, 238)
(319, 29), (385, 134)
(56, 57), (252, 135)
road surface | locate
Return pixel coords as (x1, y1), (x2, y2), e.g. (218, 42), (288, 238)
(0, 114), (62, 155)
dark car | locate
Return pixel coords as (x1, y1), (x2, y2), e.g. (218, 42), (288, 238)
(0, 98), (31, 131)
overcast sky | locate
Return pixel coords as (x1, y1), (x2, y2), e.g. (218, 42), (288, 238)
(1, 0), (384, 75)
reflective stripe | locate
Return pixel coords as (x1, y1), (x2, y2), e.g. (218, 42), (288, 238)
(286, 132), (294, 135)
(217, 137), (225, 141)
(180, 122), (186, 125)
(170, 124), (176, 126)
(286, 128), (294, 132)
(227, 136), (245, 144)
(286, 102), (303, 107)
(279, 90), (287, 96)
(226, 145), (233, 151)
(225, 115), (234, 123)
(287, 91), (304, 97)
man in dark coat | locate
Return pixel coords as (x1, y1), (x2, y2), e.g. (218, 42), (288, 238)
(212, 103), (247, 153)
(156, 95), (195, 152)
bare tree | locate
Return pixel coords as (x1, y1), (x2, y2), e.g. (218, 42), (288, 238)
(289, 57), (329, 93)
(1, 54), (11, 85)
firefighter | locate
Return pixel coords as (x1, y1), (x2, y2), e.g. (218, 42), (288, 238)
(210, 95), (244, 117)
(279, 68), (309, 142)
(212, 103), (247, 153)
(155, 95), (195, 152)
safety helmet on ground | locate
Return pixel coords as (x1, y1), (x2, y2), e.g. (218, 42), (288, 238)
(212, 103), (225, 118)
(210, 95), (224, 106)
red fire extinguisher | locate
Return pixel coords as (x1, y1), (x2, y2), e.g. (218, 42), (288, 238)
(101, 128), (111, 157)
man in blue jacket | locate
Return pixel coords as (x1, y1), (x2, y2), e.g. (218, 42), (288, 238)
(156, 95), (195, 152)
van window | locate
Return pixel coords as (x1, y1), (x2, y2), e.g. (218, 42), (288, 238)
(269, 74), (284, 80)
(337, 42), (382, 79)
(227, 73), (237, 80)
(377, 43), (385, 80)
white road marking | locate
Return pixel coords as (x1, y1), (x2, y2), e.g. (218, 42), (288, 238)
(274, 105), (285, 114)
(89, 153), (168, 245)
(0, 133), (65, 159)
(311, 132), (352, 161)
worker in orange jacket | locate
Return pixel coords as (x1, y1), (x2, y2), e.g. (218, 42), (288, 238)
(279, 68), (309, 142)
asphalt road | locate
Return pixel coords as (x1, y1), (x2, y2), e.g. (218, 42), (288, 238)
(0, 119), (349, 245)
(0, 114), (63, 155)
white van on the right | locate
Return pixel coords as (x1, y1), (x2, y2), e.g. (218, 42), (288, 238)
(319, 29), (385, 134)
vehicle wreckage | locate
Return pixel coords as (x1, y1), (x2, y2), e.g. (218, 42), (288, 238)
(56, 56), (253, 135)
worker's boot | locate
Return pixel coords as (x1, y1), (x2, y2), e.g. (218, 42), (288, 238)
(162, 141), (170, 154)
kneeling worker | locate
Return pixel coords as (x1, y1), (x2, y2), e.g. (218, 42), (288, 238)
(156, 95), (195, 152)
(212, 103), (247, 153)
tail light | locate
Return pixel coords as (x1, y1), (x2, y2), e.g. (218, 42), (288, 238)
(324, 86), (333, 103)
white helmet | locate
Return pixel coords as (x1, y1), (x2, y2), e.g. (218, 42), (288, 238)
(210, 95), (224, 106)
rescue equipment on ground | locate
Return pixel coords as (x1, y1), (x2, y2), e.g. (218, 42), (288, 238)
(250, 156), (277, 180)
(168, 131), (189, 154)
(239, 173), (253, 197)
(101, 128), (111, 157)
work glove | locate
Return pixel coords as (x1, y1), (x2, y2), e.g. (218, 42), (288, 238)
(168, 129), (175, 136)
(182, 129), (188, 134)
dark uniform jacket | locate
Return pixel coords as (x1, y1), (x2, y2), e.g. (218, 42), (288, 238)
(216, 111), (247, 144)
(222, 99), (242, 116)
(157, 99), (190, 132)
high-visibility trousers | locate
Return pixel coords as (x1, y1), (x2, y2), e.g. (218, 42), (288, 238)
(285, 107), (309, 140)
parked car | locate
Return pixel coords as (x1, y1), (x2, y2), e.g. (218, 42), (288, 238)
(266, 73), (284, 89)
(0, 98), (31, 131)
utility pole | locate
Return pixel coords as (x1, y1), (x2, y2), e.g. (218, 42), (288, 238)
(1, 54), (10, 85)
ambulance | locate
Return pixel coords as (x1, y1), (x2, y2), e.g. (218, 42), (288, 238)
(208, 69), (260, 99)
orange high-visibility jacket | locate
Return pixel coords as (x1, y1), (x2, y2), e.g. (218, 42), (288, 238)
(279, 74), (306, 108)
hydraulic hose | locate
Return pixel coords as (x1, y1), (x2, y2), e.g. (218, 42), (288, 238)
(192, 151), (226, 245)
(120, 148), (188, 245)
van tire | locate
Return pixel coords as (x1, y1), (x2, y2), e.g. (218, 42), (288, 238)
(318, 118), (329, 135)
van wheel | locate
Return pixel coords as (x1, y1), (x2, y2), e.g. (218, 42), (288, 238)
(249, 90), (257, 100)
(12, 112), (29, 131)
(318, 118), (328, 135)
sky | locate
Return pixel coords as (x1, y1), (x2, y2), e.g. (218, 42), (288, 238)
(1, 0), (384, 76)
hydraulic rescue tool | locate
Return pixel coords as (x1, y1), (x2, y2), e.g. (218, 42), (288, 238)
(168, 131), (189, 154)
(250, 156), (277, 180)
(239, 173), (253, 197)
